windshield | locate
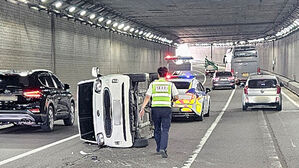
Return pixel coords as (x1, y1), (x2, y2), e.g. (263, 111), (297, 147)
(172, 82), (190, 89)
(216, 72), (232, 77)
(248, 79), (277, 88)
(234, 50), (257, 57)
(0, 75), (29, 89)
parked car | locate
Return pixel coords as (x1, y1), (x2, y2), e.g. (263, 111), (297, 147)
(212, 71), (235, 89)
(167, 74), (211, 121)
(242, 74), (283, 111)
(0, 69), (75, 131)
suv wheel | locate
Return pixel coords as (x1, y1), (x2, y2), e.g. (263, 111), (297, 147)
(41, 106), (54, 132)
(194, 112), (203, 121)
(64, 102), (75, 126)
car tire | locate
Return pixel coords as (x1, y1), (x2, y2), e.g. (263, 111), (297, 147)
(242, 104), (248, 111)
(125, 73), (146, 82)
(64, 102), (75, 126)
(133, 138), (149, 148)
(41, 105), (54, 132)
(212, 86), (215, 90)
(232, 85), (235, 89)
(204, 104), (210, 117)
(194, 113), (203, 121)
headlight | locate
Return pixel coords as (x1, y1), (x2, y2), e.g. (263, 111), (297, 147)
(95, 80), (102, 93)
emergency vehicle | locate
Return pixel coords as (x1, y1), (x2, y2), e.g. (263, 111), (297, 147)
(166, 73), (211, 121)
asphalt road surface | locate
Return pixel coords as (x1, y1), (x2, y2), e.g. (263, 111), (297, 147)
(1, 63), (299, 168)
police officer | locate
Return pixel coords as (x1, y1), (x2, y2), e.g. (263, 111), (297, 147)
(139, 67), (179, 158)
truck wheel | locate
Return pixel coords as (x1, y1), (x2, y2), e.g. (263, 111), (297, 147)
(64, 102), (75, 126)
(125, 74), (146, 82)
(41, 106), (54, 132)
(133, 138), (149, 148)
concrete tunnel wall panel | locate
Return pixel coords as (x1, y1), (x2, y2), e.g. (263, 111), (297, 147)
(0, 1), (174, 95)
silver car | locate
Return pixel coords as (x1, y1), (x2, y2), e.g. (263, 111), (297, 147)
(242, 75), (283, 111)
(212, 71), (235, 89)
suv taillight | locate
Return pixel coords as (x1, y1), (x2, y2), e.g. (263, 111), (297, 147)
(276, 85), (281, 94)
(244, 86), (248, 95)
(228, 76), (234, 81)
(231, 68), (234, 74)
(257, 67), (261, 73)
(23, 89), (42, 99)
(214, 77), (220, 81)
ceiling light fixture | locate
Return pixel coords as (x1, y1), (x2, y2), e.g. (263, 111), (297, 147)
(118, 23), (124, 29)
(106, 19), (112, 25)
(68, 6), (76, 13)
(89, 13), (96, 20)
(112, 22), (118, 27)
(129, 28), (135, 32)
(54, 1), (62, 8)
(80, 10), (86, 16)
(98, 17), (104, 22)
(123, 25), (130, 31)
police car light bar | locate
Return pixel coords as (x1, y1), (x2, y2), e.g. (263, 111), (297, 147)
(165, 55), (193, 61)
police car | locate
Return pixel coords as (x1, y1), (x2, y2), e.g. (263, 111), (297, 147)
(166, 73), (211, 121)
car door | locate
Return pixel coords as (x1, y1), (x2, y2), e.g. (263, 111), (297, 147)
(38, 73), (61, 115)
(51, 74), (69, 116)
(197, 82), (208, 114)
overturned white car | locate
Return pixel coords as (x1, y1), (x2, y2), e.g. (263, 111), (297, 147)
(77, 68), (157, 148)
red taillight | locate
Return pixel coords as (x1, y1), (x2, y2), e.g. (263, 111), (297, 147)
(257, 67), (261, 73)
(228, 76), (234, 81)
(23, 89), (42, 99)
(29, 108), (40, 113)
(276, 85), (281, 94)
(166, 75), (171, 79)
(231, 68), (234, 74)
(244, 86), (248, 95)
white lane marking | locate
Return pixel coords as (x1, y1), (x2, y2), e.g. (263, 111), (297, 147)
(0, 134), (79, 166)
(290, 139), (297, 148)
(282, 91), (299, 108)
(260, 110), (282, 168)
(194, 70), (206, 85)
(181, 89), (236, 168)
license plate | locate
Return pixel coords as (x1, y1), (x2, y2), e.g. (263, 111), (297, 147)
(0, 95), (18, 101)
(220, 78), (228, 81)
(242, 72), (249, 77)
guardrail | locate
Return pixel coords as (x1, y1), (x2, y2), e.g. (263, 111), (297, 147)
(262, 70), (299, 96)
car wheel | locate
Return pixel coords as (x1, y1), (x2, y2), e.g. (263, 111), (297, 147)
(212, 86), (215, 90)
(41, 106), (54, 132)
(204, 104), (210, 117)
(232, 85), (235, 89)
(64, 102), (75, 126)
(242, 104), (248, 111)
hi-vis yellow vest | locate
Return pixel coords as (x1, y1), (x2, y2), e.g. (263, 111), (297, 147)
(152, 78), (172, 107)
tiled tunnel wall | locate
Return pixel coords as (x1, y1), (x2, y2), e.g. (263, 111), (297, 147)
(0, 1), (174, 95)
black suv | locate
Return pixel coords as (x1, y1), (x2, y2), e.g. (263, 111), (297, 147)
(0, 70), (75, 131)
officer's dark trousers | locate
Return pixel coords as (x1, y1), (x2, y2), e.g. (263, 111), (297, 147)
(151, 107), (172, 152)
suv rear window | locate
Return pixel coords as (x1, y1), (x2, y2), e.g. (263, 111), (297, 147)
(216, 72), (232, 77)
(0, 75), (29, 89)
(248, 79), (277, 88)
(173, 82), (190, 89)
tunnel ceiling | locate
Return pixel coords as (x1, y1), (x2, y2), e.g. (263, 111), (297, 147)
(90, 0), (299, 43)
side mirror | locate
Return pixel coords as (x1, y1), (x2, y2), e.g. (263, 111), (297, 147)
(64, 84), (70, 90)
(92, 67), (101, 78)
(280, 82), (284, 87)
(205, 88), (211, 93)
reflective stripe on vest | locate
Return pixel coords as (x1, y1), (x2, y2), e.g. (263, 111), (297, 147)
(152, 78), (172, 107)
